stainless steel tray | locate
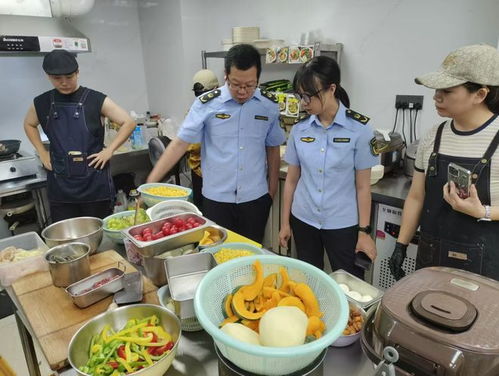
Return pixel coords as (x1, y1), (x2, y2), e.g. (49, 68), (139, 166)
(122, 213), (213, 257)
(329, 269), (383, 309)
(65, 262), (125, 308)
(165, 252), (216, 319)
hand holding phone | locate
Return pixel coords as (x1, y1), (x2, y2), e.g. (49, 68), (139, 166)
(448, 162), (472, 199)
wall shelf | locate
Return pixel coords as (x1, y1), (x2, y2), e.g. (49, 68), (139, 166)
(201, 42), (343, 68)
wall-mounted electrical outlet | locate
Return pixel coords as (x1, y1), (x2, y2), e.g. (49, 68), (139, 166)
(395, 95), (424, 110)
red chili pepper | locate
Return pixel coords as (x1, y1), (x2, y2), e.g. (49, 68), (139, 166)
(117, 345), (126, 359)
(108, 361), (119, 369)
(154, 341), (174, 356)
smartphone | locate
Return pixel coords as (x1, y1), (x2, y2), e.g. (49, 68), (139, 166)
(354, 251), (372, 270)
(447, 162), (472, 199)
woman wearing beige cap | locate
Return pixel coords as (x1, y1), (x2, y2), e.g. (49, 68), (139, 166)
(390, 44), (499, 281)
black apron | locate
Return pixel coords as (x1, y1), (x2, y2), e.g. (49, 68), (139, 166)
(41, 89), (114, 204)
(417, 120), (499, 280)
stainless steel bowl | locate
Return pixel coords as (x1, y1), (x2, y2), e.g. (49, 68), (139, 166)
(197, 225), (228, 251)
(68, 304), (181, 376)
(42, 216), (103, 254)
(45, 242), (91, 287)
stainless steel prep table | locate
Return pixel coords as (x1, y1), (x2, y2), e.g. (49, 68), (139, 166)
(370, 171), (412, 208)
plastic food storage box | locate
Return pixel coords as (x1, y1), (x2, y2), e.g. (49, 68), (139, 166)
(0, 232), (49, 286)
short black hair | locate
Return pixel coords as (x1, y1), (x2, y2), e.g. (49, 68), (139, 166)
(224, 44), (262, 80)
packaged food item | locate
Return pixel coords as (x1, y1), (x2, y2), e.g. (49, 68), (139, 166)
(299, 46), (314, 62)
(265, 47), (277, 64)
(286, 95), (300, 117)
(288, 46), (301, 63)
(277, 47), (289, 63)
(277, 93), (287, 114)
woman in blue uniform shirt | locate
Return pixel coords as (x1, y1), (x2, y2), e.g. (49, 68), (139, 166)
(279, 56), (378, 277)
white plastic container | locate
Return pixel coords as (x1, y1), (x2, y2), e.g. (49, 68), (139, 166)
(0, 232), (49, 286)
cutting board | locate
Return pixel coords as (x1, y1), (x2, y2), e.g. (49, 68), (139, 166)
(11, 250), (159, 370)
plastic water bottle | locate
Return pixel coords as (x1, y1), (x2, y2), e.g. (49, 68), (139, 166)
(131, 126), (145, 149)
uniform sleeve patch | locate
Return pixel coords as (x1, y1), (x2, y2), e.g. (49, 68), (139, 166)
(333, 137), (350, 143)
(254, 115), (269, 121)
(346, 109), (370, 124)
(260, 89), (278, 103)
(199, 89), (221, 104)
(215, 113), (231, 119)
(300, 137), (315, 143)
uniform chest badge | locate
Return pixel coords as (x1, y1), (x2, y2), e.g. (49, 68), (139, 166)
(333, 138), (350, 143)
(215, 113), (231, 119)
(254, 115), (269, 121)
(300, 137), (315, 143)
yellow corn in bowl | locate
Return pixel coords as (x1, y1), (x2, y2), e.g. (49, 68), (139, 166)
(200, 242), (264, 264)
(138, 183), (192, 207)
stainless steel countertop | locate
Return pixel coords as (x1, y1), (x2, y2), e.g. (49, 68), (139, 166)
(0, 166), (47, 197)
(167, 329), (374, 376)
(370, 170), (412, 208)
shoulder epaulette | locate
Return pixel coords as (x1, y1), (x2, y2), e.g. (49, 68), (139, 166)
(260, 89), (278, 103)
(199, 89), (221, 104)
(297, 112), (311, 123)
(346, 109), (370, 124)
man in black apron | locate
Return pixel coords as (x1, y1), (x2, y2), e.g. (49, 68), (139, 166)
(389, 44), (499, 281)
(23, 49), (136, 222)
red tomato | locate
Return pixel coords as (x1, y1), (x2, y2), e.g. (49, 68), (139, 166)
(162, 222), (172, 229)
(152, 232), (164, 240)
(162, 220), (172, 226)
(144, 235), (153, 242)
(172, 218), (185, 227)
(108, 361), (119, 369)
(185, 223), (193, 230)
(117, 345), (126, 359)
(162, 228), (170, 236)
(192, 222), (200, 228)
(133, 235), (144, 241)
(186, 217), (196, 224)
(169, 228), (178, 235)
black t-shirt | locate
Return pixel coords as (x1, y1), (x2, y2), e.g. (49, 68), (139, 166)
(33, 86), (107, 137)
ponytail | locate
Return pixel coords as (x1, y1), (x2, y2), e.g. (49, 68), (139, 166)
(335, 85), (350, 108)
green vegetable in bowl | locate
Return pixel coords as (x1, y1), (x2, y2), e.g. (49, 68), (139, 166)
(105, 210), (150, 231)
(79, 315), (174, 375)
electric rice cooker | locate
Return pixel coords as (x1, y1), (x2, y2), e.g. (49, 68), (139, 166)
(361, 267), (499, 376)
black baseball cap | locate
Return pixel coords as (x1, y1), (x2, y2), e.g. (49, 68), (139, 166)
(42, 49), (78, 75)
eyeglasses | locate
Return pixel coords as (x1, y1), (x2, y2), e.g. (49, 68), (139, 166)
(294, 88), (327, 105)
(227, 78), (258, 92)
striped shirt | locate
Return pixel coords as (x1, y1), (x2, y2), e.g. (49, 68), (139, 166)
(415, 115), (499, 205)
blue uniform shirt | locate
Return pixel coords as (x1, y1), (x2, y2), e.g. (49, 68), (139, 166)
(178, 84), (285, 203)
(284, 102), (379, 229)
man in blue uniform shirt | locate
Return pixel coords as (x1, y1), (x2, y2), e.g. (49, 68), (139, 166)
(147, 44), (285, 242)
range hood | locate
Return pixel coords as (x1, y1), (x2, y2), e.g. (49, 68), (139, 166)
(0, 15), (91, 54)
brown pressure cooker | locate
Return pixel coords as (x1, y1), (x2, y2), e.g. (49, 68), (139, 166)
(361, 267), (499, 376)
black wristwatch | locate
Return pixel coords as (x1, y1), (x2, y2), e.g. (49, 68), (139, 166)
(358, 225), (372, 234)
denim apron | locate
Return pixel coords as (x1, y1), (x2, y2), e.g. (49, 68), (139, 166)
(417, 120), (499, 280)
(41, 88), (114, 203)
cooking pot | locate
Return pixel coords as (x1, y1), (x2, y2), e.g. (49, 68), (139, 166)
(45, 242), (91, 287)
(0, 139), (21, 157)
(403, 140), (419, 177)
(361, 267), (499, 376)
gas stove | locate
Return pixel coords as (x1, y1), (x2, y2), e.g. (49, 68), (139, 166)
(0, 150), (40, 182)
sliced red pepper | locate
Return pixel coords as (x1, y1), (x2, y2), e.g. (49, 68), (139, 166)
(117, 345), (126, 359)
(154, 341), (174, 356)
(147, 346), (157, 355)
(108, 361), (119, 369)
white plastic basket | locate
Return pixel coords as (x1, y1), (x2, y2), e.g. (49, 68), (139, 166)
(0, 232), (49, 286)
(194, 255), (349, 375)
(146, 200), (201, 221)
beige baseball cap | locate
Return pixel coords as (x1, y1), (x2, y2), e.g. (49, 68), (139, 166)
(415, 44), (499, 89)
(192, 69), (219, 91)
